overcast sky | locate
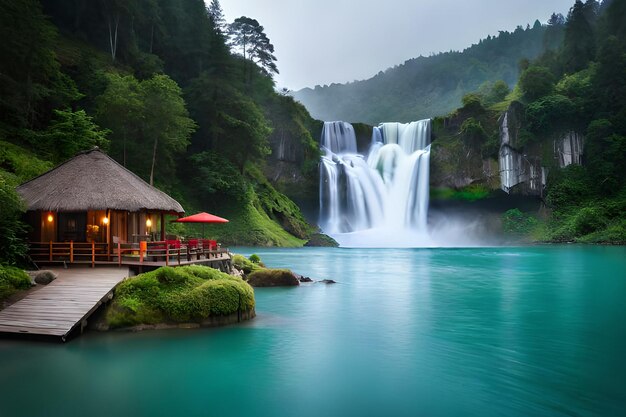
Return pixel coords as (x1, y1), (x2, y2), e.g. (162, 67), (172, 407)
(218, 0), (575, 91)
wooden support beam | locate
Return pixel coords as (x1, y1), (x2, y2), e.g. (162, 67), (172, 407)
(160, 212), (165, 241)
(70, 241), (74, 263)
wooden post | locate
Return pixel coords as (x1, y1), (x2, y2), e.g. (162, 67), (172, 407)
(177, 248), (181, 265)
(165, 243), (169, 266)
(49, 241), (53, 262)
(91, 241), (95, 268)
(140, 241), (147, 264)
(118, 242), (122, 267)
(160, 212), (165, 241)
(106, 209), (111, 261)
(70, 241), (74, 263)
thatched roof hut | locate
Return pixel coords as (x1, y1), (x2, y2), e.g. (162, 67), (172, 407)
(17, 147), (184, 214)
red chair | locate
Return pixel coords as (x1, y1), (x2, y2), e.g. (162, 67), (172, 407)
(166, 239), (181, 249)
(187, 239), (199, 260)
(201, 239), (217, 258)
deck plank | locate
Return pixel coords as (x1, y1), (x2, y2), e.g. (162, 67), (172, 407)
(0, 267), (128, 341)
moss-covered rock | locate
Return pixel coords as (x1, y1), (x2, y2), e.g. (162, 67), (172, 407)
(304, 233), (339, 247)
(247, 269), (300, 287)
(232, 254), (263, 275)
(104, 265), (255, 329)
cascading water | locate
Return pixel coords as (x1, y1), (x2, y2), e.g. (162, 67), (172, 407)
(319, 119), (432, 247)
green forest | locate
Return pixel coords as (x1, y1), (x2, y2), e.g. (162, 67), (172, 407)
(1, 0), (625, 274)
(0, 0), (322, 263)
(433, 0), (626, 244)
(294, 17), (555, 124)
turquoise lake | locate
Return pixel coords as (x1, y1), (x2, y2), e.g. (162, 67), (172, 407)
(1, 246), (625, 417)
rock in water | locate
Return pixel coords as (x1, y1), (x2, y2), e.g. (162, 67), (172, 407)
(319, 279), (336, 284)
(247, 269), (300, 287)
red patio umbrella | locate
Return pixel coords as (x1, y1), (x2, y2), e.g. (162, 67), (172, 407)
(172, 212), (229, 238)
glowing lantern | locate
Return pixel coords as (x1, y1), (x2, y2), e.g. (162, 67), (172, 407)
(47, 214), (54, 223)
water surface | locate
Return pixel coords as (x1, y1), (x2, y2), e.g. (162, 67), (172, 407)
(1, 246), (625, 417)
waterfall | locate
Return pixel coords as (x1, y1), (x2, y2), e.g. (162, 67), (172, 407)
(319, 119), (431, 247)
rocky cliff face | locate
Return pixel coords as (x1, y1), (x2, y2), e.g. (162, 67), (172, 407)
(430, 102), (585, 197)
(497, 103), (583, 196)
(263, 120), (323, 221)
(497, 102), (547, 195)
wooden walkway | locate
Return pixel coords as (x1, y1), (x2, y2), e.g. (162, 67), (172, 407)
(0, 267), (128, 341)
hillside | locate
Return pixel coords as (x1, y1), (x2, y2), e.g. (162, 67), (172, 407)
(428, 0), (625, 244)
(294, 20), (559, 124)
(0, 0), (320, 251)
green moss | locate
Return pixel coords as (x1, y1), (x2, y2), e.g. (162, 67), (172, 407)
(431, 184), (491, 201)
(0, 266), (31, 301)
(105, 265), (255, 328)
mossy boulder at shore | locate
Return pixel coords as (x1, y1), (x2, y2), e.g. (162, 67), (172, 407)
(232, 254), (264, 274)
(304, 233), (339, 247)
(104, 265), (255, 330)
(247, 269), (300, 287)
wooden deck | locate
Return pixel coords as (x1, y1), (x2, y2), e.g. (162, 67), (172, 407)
(0, 267), (128, 341)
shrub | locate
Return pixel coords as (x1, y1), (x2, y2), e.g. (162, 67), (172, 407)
(502, 208), (539, 236)
(248, 254), (261, 264)
(0, 177), (28, 265)
(573, 207), (607, 235)
(525, 94), (576, 135)
(546, 165), (593, 209)
(0, 266), (31, 301)
(232, 254), (262, 274)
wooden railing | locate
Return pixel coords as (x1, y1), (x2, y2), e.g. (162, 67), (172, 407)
(29, 240), (229, 268)
(29, 241), (111, 267)
(115, 240), (227, 266)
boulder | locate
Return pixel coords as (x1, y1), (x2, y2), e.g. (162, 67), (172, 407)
(247, 269), (300, 287)
(304, 233), (339, 247)
(28, 270), (58, 285)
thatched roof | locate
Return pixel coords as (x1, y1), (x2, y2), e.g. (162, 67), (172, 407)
(17, 148), (184, 214)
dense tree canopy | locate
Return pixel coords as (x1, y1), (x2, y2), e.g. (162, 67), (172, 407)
(0, 0), (320, 248)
